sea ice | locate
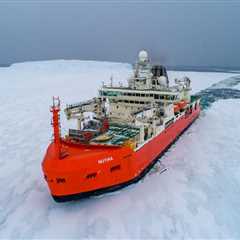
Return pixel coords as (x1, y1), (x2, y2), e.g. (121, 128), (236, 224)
(0, 60), (239, 238)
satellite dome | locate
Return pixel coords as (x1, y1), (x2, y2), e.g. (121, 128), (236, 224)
(138, 50), (149, 63)
(158, 76), (168, 87)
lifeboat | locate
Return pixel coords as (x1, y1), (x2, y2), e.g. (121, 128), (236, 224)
(177, 100), (188, 110)
(174, 104), (180, 113)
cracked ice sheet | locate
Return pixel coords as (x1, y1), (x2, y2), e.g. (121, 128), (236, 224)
(0, 60), (239, 238)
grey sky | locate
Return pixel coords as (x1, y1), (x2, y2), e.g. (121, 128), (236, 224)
(0, 1), (240, 68)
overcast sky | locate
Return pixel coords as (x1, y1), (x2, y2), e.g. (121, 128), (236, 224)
(0, 1), (240, 68)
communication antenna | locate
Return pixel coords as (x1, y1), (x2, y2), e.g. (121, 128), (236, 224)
(110, 75), (113, 87)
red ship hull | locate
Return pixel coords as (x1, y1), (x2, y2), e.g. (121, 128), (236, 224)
(42, 105), (200, 202)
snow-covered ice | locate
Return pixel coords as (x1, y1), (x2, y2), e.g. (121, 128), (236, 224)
(0, 60), (240, 238)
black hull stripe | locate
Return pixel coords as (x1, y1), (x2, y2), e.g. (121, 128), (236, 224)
(52, 113), (200, 202)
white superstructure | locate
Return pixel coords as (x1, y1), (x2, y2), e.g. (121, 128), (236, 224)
(100, 50), (191, 122)
(64, 50), (196, 146)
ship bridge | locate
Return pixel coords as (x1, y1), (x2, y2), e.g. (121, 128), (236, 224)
(98, 50), (191, 122)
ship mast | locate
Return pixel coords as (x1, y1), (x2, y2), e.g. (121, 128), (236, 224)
(50, 96), (61, 158)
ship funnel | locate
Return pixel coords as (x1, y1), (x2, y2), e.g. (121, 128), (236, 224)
(50, 96), (61, 158)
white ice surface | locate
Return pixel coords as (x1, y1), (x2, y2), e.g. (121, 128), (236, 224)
(0, 60), (240, 238)
(234, 83), (240, 90)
